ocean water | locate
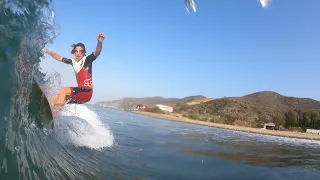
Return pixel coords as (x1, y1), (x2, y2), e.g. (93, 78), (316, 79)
(1, 0), (320, 179)
(48, 105), (320, 179)
(5, 100), (320, 180)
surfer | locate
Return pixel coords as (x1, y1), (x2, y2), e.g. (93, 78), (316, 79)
(43, 32), (105, 116)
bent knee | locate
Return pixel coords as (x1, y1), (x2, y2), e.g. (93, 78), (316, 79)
(60, 88), (72, 95)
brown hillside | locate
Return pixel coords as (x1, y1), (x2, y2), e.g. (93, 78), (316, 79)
(176, 91), (320, 127)
(186, 98), (213, 105)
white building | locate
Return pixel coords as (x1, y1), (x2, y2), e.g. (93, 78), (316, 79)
(306, 129), (320, 134)
(261, 123), (275, 130)
(156, 104), (173, 113)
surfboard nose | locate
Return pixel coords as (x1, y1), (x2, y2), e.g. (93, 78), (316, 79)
(29, 80), (54, 129)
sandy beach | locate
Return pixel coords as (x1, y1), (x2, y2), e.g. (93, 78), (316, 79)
(131, 111), (320, 141)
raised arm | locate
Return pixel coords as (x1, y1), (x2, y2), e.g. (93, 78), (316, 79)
(43, 49), (63, 61)
(93, 32), (105, 57)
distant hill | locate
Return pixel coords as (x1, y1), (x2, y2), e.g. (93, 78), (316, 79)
(97, 91), (320, 129)
(186, 98), (213, 105)
(174, 91), (320, 128)
(96, 95), (207, 109)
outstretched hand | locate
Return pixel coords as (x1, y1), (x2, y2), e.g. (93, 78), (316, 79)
(97, 32), (105, 43)
(42, 49), (48, 54)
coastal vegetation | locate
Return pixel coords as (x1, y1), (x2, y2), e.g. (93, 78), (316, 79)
(97, 91), (320, 132)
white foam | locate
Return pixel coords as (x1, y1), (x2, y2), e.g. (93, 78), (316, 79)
(53, 104), (114, 150)
(188, 126), (320, 148)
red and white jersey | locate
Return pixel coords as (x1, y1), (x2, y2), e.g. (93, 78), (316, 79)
(62, 53), (97, 89)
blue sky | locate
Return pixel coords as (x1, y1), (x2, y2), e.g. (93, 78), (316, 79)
(41, 0), (320, 102)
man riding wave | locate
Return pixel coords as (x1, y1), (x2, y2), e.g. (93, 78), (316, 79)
(43, 32), (105, 116)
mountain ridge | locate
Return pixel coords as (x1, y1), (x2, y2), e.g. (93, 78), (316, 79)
(96, 95), (207, 109)
(96, 91), (320, 129)
(174, 91), (320, 127)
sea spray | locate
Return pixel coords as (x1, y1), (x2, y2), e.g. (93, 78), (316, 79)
(54, 104), (114, 150)
(0, 0), (64, 179)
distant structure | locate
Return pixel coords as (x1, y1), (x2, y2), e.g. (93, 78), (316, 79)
(261, 123), (275, 130)
(156, 104), (173, 113)
(131, 104), (145, 111)
(306, 129), (320, 134)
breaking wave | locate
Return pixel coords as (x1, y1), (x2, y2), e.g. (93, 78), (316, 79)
(0, 1), (113, 179)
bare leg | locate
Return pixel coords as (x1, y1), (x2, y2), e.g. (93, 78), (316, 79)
(52, 88), (72, 118)
(52, 94), (58, 105)
(54, 88), (72, 105)
(51, 94), (59, 118)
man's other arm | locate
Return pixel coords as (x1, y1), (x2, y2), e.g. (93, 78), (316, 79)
(43, 49), (72, 64)
(93, 32), (105, 57)
(43, 49), (63, 61)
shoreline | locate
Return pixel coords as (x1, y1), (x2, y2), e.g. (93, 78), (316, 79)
(130, 111), (320, 141)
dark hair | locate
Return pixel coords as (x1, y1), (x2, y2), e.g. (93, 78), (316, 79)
(71, 43), (86, 55)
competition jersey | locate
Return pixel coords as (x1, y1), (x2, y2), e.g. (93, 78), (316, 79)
(62, 53), (97, 89)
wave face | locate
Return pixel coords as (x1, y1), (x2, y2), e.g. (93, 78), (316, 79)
(0, 1), (114, 179)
